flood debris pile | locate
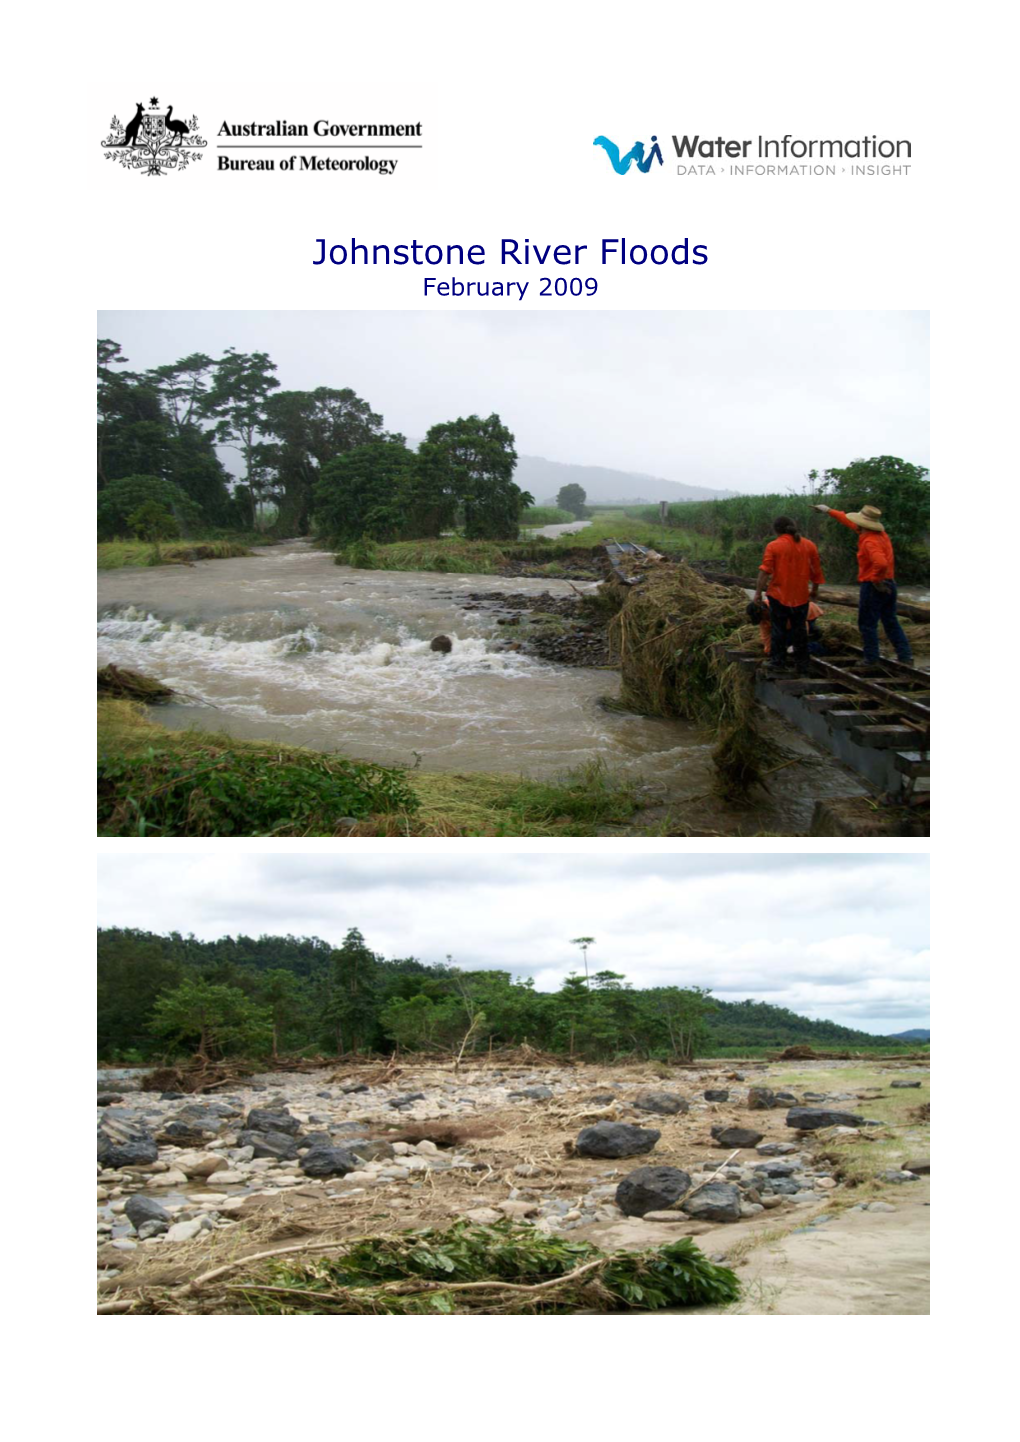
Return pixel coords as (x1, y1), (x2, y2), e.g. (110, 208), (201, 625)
(97, 1058), (932, 1313)
(606, 559), (781, 798)
(161, 1222), (740, 1315)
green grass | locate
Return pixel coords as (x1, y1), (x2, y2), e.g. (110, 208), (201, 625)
(98, 701), (639, 837)
(335, 537), (510, 574)
(98, 537), (262, 569)
(333, 517), (726, 577)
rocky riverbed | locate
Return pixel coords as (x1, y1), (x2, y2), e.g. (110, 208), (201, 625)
(97, 1058), (930, 1311)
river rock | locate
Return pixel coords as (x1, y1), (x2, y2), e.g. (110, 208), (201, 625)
(756, 1141), (797, 1156)
(157, 1119), (220, 1146)
(890, 1081), (922, 1088)
(633, 1091), (689, 1115)
(509, 1085), (553, 1100)
(575, 1122), (660, 1158)
(244, 1107), (301, 1135)
(165, 1218), (208, 1244)
(237, 1129), (299, 1161)
(615, 1166), (692, 1217)
(904, 1157), (930, 1175)
(300, 1145), (360, 1178)
(429, 635), (453, 653)
(753, 1161), (799, 1177)
(710, 1125), (764, 1149)
(388, 1092), (426, 1108)
(747, 1087), (777, 1110)
(878, 1168), (921, 1184)
(786, 1107), (864, 1131)
(97, 1129), (158, 1170)
(174, 1150), (229, 1179)
(341, 1083), (369, 1094)
(681, 1182), (742, 1223)
(97, 1093), (123, 1107)
(125, 1194), (171, 1232)
(704, 1089), (729, 1102)
(350, 1140), (395, 1162)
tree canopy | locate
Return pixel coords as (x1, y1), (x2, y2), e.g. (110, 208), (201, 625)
(98, 926), (905, 1065)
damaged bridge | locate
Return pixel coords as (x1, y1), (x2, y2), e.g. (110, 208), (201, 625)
(727, 643), (930, 800)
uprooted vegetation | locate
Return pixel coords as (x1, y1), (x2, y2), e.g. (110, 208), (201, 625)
(164, 1224), (740, 1315)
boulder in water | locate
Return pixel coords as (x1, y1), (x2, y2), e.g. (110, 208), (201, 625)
(430, 635), (453, 653)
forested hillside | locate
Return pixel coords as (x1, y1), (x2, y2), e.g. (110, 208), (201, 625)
(98, 928), (912, 1064)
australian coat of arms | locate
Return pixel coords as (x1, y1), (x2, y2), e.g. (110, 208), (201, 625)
(102, 97), (207, 176)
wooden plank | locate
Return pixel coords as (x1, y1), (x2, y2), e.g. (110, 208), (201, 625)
(811, 658), (931, 725)
(828, 708), (904, 730)
(849, 724), (923, 749)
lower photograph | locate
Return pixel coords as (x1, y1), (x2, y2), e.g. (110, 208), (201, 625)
(96, 852), (930, 1316)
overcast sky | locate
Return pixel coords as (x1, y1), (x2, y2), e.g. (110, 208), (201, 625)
(97, 854), (929, 1034)
(98, 310), (929, 495)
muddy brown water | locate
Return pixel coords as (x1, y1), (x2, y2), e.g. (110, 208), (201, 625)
(97, 541), (863, 831)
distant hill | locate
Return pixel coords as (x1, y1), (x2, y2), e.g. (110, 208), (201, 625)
(405, 445), (739, 506)
(886, 1028), (930, 1042)
(514, 454), (739, 506)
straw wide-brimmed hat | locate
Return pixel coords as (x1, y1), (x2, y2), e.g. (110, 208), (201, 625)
(845, 504), (885, 532)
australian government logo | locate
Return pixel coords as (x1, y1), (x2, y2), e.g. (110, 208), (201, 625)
(102, 98), (207, 176)
(593, 131), (913, 178)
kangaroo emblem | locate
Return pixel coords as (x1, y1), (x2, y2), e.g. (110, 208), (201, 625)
(120, 102), (144, 148)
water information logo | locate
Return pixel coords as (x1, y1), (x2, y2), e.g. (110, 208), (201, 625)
(593, 134), (663, 174)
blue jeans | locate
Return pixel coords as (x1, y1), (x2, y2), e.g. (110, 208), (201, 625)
(858, 581), (913, 664)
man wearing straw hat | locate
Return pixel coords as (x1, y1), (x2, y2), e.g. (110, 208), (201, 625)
(813, 503), (913, 665)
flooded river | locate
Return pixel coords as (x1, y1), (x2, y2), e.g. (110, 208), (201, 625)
(97, 543), (715, 785)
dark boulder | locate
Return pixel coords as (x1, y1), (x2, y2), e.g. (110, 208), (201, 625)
(786, 1107), (864, 1131)
(704, 1089), (729, 1102)
(756, 1141), (797, 1156)
(575, 1122), (660, 1159)
(615, 1166), (691, 1217)
(96, 1093), (123, 1107)
(97, 1120), (158, 1169)
(300, 1145), (360, 1178)
(244, 1108), (301, 1135)
(890, 1080), (922, 1089)
(681, 1182), (742, 1222)
(237, 1128), (299, 1161)
(341, 1083), (369, 1094)
(296, 1132), (334, 1152)
(351, 1139), (395, 1162)
(710, 1125), (764, 1149)
(589, 1092), (617, 1104)
(429, 635), (453, 653)
(157, 1119), (219, 1146)
(753, 1161), (798, 1178)
(388, 1092), (426, 1108)
(125, 1195), (171, 1232)
(633, 1091), (689, 1115)
(747, 1087), (777, 1111)
(509, 1085), (553, 1100)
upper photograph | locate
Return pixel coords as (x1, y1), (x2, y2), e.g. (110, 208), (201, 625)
(96, 311), (929, 838)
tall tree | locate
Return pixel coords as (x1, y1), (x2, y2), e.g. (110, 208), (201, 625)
(414, 413), (530, 539)
(322, 927), (379, 1055)
(557, 483), (588, 518)
(201, 349), (280, 523)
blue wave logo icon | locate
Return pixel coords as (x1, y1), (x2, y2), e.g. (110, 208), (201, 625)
(593, 134), (663, 174)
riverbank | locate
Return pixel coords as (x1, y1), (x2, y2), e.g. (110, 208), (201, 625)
(98, 699), (639, 836)
(96, 1056), (929, 1315)
(98, 537), (263, 570)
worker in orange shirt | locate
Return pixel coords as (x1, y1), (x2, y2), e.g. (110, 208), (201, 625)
(752, 516), (824, 674)
(813, 503), (913, 664)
